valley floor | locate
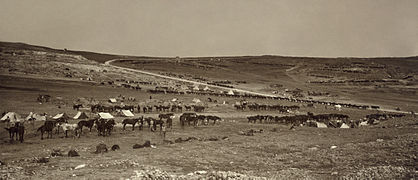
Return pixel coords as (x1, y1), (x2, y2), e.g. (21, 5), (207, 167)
(0, 75), (417, 179)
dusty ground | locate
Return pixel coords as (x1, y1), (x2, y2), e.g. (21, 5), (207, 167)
(0, 42), (417, 179)
(1, 115), (417, 179)
(1, 75), (417, 179)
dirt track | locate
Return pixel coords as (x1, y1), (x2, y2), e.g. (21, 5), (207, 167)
(105, 59), (277, 98)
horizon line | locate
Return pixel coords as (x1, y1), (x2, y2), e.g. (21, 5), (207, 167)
(1, 41), (417, 60)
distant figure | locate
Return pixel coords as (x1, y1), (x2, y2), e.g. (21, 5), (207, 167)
(150, 96), (152, 100)
(161, 124), (166, 139)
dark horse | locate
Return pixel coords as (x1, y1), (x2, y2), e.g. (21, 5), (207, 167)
(206, 115), (221, 125)
(179, 113), (198, 127)
(158, 113), (174, 128)
(73, 104), (83, 111)
(152, 119), (164, 131)
(5, 122), (25, 143)
(122, 116), (143, 131)
(95, 119), (116, 136)
(144, 117), (154, 129)
(37, 120), (55, 140)
(77, 119), (96, 133)
(145, 117), (162, 131)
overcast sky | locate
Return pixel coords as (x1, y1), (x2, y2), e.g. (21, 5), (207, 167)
(1, 0), (417, 57)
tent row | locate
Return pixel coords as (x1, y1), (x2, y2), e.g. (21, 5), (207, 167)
(0, 110), (136, 123)
(314, 121), (351, 128)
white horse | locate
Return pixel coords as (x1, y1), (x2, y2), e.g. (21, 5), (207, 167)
(58, 123), (80, 138)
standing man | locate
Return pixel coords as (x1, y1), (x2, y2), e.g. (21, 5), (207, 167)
(161, 124), (166, 140)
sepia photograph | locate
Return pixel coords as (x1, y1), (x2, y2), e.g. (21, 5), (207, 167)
(0, 0), (417, 179)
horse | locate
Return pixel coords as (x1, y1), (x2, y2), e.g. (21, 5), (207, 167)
(96, 119), (116, 136)
(143, 106), (153, 113)
(158, 113), (175, 128)
(184, 105), (192, 111)
(179, 113), (198, 127)
(5, 122), (25, 143)
(247, 116), (259, 123)
(5, 126), (18, 141)
(193, 105), (205, 112)
(154, 105), (163, 112)
(206, 115), (221, 125)
(122, 116), (143, 131)
(77, 119), (96, 133)
(152, 119), (164, 131)
(95, 119), (106, 136)
(161, 105), (170, 112)
(37, 120), (55, 140)
(144, 117), (154, 129)
(196, 115), (207, 126)
(122, 105), (135, 112)
(105, 119), (116, 136)
(54, 118), (68, 134)
(59, 123), (80, 138)
(73, 104), (82, 111)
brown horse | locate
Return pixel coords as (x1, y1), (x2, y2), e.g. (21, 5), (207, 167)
(95, 119), (116, 136)
(78, 119), (96, 133)
(37, 121), (56, 140)
(158, 113), (175, 128)
(122, 116), (143, 131)
(5, 122), (25, 143)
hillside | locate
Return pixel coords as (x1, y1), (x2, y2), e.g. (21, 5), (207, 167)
(1, 41), (417, 111)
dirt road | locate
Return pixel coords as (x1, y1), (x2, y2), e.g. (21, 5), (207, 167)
(105, 59), (277, 97)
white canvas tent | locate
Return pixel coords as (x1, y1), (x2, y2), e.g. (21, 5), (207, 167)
(121, 110), (134, 117)
(25, 112), (46, 121)
(335, 104), (342, 111)
(1, 112), (23, 123)
(109, 98), (117, 103)
(316, 122), (328, 128)
(25, 112), (35, 121)
(340, 123), (350, 128)
(192, 98), (201, 103)
(73, 111), (89, 119)
(227, 90), (235, 95)
(98, 112), (114, 119)
(52, 113), (70, 121)
(359, 121), (369, 126)
(203, 86), (210, 91)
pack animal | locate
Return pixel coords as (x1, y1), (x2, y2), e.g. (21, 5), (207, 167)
(37, 120), (55, 140)
(5, 122), (25, 143)
(59, 123), (80, 138)
(122, 116), (143, 131)
(77, 119), (96, 133)
(96, 119), (116, 136)
(158, 113), (175, 128)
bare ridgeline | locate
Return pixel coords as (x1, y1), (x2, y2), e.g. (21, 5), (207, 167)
(0, 42), (417, 179)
